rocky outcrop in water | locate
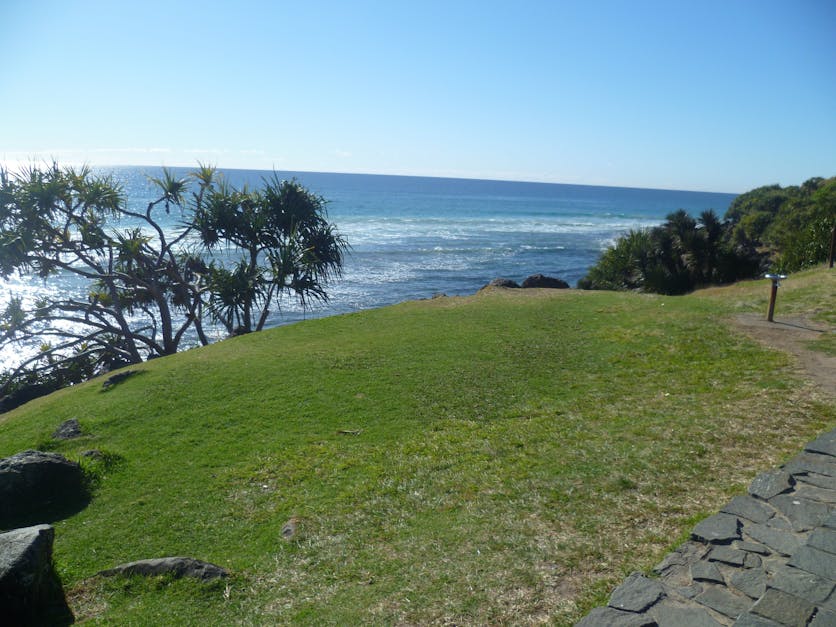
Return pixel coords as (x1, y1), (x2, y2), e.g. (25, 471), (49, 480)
(481, 278), (521, 290)
(521, 273), (569, 289)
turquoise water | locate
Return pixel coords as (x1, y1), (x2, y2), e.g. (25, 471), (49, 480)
(0, 167), (736, 365)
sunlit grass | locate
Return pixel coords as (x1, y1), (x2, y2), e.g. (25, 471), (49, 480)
(1, 269), (833, 625)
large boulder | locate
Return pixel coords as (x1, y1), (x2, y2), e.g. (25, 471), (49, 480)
(521, 274), (570, 289)
(52, 418), (82, 440)
(98, 556), (229, 581)
(0, 524), (73, 625)
(0, 450), (89, 530)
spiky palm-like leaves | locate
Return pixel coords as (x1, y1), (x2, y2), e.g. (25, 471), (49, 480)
(194, 173), (347, 335)
(580, 209), (765, 294)
(0, 163), (346, 402)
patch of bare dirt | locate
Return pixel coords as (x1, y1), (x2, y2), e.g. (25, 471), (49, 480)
(730, 313), (836, 399)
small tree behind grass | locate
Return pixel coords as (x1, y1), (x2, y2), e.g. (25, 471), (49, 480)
(0, 163), (346, 405)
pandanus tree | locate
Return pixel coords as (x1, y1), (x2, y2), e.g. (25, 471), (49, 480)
(193, 174), (347, 335)
(0, 163), (346, 402)
(0, 164), (208, 376)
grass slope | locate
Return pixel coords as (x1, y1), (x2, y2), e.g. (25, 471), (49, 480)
(1, 268), (834, 625)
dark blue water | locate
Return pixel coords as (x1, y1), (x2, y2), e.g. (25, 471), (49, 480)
(0, 167), (736, 365)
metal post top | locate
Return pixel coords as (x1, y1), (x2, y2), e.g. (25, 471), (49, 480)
(764, 273), (787, 282)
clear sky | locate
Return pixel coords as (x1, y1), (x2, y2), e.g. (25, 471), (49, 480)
(1, 0), (834, 192)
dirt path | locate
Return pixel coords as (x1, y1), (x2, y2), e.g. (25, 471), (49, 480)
(730, 313), (836, 399)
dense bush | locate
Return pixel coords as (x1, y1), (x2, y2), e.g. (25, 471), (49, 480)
(726, 176), (836, 273)
(581, 175), (835, 293)
(578, 210), (764, 294)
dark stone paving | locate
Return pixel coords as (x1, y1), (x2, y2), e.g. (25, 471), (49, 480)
(576, 427), (836, 626)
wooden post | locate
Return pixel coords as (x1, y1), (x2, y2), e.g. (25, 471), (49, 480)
(764, 274), (786, 322)
(829, 225), (835, 269)
(767, 281), (778, 322)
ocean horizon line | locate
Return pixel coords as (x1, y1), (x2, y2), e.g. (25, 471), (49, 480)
(105, 164), (745, 196)
(1, 159), (741, 196)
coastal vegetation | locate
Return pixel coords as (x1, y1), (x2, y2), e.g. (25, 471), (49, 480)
(0, 266), (832, 624)
(577, 209), (762, 293)
(0, 163), (346, 408)
(579, 176), (836, 293)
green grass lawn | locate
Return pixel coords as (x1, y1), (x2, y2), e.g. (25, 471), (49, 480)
(1, 267), (834, 625)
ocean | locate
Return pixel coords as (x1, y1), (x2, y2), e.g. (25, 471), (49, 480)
(0, 167), (737, 367)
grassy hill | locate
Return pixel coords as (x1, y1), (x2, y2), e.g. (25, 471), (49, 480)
(1, 268), (834, 625)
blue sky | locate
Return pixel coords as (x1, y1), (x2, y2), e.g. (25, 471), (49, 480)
(1, 0), (834, 192)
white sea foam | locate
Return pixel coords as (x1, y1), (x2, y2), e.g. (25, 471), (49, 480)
(1, 167), (737, 371)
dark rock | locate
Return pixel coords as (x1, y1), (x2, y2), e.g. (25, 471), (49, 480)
(98, 556), (228, 581)
(691, 513), (741, 544)
(101, 369), (140, 390)
(787, 545), (836, 580)
(649, 602), (723, 626)
(0, 450), (89, 530)
(805, 431), (836, 458)
(745, 522), (802, 556)
(766, 515), (792, 530)
(798, 473), (836, 490)
(608, 571), (665, 613)
(736, 540), (771, 556)
(707, 545), (746, 567)
(783, 452), (836, 478)
(694, 584), (750, 619)
(0, 524), (73, 625)
(734, 612), (784, 626)
(721, 495), (774, 524)
(807, 527), (836, 555)
(690, 561), (724, 584)
(575, 605), (656, 626)
(482, 278), (520, 290)
(730, 568), (767, 599)
(676, 583), (703, 599)
(52, 418), (82, 440)
(769, 494), (830, 532)
(521, 274), (569, 289)
(749, 469), (794, 500)
(810, 608), (836, 626)
(751, 587), (816, 627)
(769, 564), (834, 603)
(281, 518), (298, 539)
(794, 483), (836, 504)
(654, 541), (708, 576)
